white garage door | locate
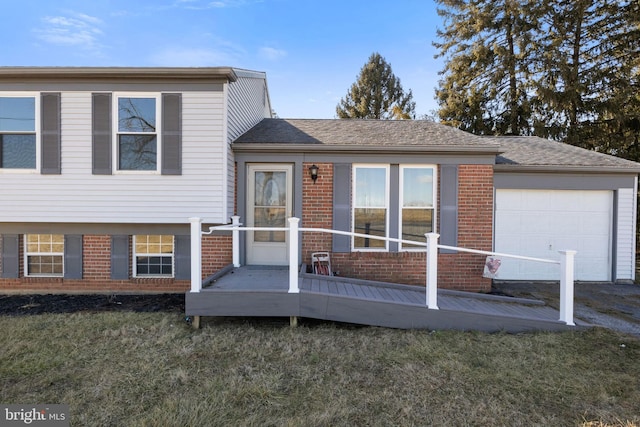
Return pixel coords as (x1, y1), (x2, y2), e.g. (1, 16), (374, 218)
(494, 190), (612, 281)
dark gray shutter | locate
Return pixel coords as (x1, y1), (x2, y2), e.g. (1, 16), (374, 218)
(332, 163), (351, 253)
(174, 235), (190, 280)
(64, 235), (83, 279)
(92, 93), (112, 175)
(440, 165), (458, 253)
(1, 234), (19, 278)
(161, 93), (182, 175)
(111, 235), (129, 279)
(41, 93), (61, 174)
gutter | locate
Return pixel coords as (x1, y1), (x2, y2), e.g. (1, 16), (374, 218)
(494, 164), (640, 174)
(0, 67), (238, 82)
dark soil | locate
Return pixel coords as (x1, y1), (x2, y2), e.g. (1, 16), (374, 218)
(0, 293), (185, 316)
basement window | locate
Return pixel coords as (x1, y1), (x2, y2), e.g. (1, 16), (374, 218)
(25, 234), (64, 277)
(133, 235), (174, 277)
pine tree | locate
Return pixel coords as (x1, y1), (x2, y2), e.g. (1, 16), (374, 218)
(336, 52), (416, 119)
(532, 0), (640, 154)
(434, 0), (538, 135)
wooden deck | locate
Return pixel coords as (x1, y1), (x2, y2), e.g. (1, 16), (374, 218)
(185, 266), (589, 333)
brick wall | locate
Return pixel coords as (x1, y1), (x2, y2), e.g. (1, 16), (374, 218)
(301, 163), (493, 292)
(0, 234), (233, 294)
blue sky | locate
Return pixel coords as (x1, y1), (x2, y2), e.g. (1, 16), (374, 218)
(2, 0), (444, 119)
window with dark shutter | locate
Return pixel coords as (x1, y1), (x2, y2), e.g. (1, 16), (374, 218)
(111, 235), (129, 279)
(64, 235), (83, 279)
(161, 93), (182, 175)
(1, 234), (20, 278)
(439, 165), (458, 253)
(332, 163), (352, 253)
(174, 235), (190, 280)
(92, 93), (112, 175)
(41, 93), (61, 174)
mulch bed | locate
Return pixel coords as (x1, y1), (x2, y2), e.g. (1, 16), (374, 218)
(0, 293), (185, 316)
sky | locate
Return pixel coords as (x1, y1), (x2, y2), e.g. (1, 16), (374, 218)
(1, 0), (444, 119)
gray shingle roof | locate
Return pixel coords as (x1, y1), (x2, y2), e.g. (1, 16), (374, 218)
(234, 119), (499, 149)
(234, 119), (640, 172)
(493, 136), (640, 172)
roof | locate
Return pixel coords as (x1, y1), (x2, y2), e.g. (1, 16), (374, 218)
(493, 136), (640, 173)
(235, 119), (640, 173)
(0, 66), (240, 82)
(233, 119), (501, 154)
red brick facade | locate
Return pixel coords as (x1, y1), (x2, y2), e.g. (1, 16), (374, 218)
(301, 162), (493, 292)
(0, 234), (231, 294)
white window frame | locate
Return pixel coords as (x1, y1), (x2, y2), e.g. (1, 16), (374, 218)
(0, 92), (40, 174)
(113, 93), (161, 174)
(24, 234), (64, 277)
(352, 164), (390, 251)
(132, 235), (175, 278)
(399, 165), (437, 251)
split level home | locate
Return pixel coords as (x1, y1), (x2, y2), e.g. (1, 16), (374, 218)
(0, 66), (638, 295)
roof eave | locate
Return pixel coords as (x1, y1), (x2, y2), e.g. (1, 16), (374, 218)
(0, 67), (238, 82)
(232, 143), (502, 155)
(494, 164), (640, 174)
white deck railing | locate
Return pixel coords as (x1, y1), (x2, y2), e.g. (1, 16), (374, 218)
(189, 216), (576, 326)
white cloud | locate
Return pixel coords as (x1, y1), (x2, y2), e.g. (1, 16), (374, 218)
(259, 46), (287, 61)
(35, 12), (104, 50)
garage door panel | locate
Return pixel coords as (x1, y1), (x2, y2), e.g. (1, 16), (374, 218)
(495, 190), (611, 281)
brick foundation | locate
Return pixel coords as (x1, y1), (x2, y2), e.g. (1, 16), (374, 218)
(0, 234), (232, 294)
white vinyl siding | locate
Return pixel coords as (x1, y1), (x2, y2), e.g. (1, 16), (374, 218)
(0, 91), (228, 224)
(616, 187), (636, 281)
(226, 73), (271, 219)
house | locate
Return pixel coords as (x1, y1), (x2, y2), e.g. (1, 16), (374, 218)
(0, 67), (270, 292)
(0, 67), (638, 295)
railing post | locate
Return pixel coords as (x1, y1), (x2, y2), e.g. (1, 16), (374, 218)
(425, 233), (440, 310)
(189, 217), (202, 293)
(231, 215), (241, 268)
(288, 217), (300, 293)
(559, 250), (577, 326)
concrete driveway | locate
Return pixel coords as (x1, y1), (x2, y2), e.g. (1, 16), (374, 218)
(493, 281), (640, 338)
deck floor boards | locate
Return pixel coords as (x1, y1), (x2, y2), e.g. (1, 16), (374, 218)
(188, 267), (586, 332)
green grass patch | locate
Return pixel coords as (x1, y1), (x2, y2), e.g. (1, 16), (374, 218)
(1, 313), (639, 426)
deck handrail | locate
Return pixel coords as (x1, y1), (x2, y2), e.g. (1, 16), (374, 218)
(191, 216), (576, 326)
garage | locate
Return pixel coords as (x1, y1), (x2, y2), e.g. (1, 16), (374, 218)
(494, 189), (613, 281)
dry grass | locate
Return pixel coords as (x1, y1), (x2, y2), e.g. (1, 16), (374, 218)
(1, 313), (639, 426)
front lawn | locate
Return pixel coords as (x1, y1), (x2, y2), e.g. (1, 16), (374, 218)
(1, 313), (638, 426)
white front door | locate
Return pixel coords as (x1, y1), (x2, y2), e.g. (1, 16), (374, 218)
(246, 164), (293, 265)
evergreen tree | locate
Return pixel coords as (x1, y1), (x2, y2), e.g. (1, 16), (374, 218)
(434, 0), (538, 135)
(336, 52), (416, 119)
(434, 0), (640, 160)
(531, 0), (640, 155)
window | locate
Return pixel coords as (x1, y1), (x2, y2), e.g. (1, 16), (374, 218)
(116, 95), (159, 171)
(25, 234), (64, 277)
(0, 96), (37, 169)
(133, 235), (174, 277)
(353, 165), (389, 250)
(400, 166), (436, 249)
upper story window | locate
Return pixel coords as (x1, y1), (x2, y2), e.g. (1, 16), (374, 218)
(353, 165), (389, 250)
(400, 166), (436, 250)
(0, 96), (37, 170)
(115, 95), (159, 172)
